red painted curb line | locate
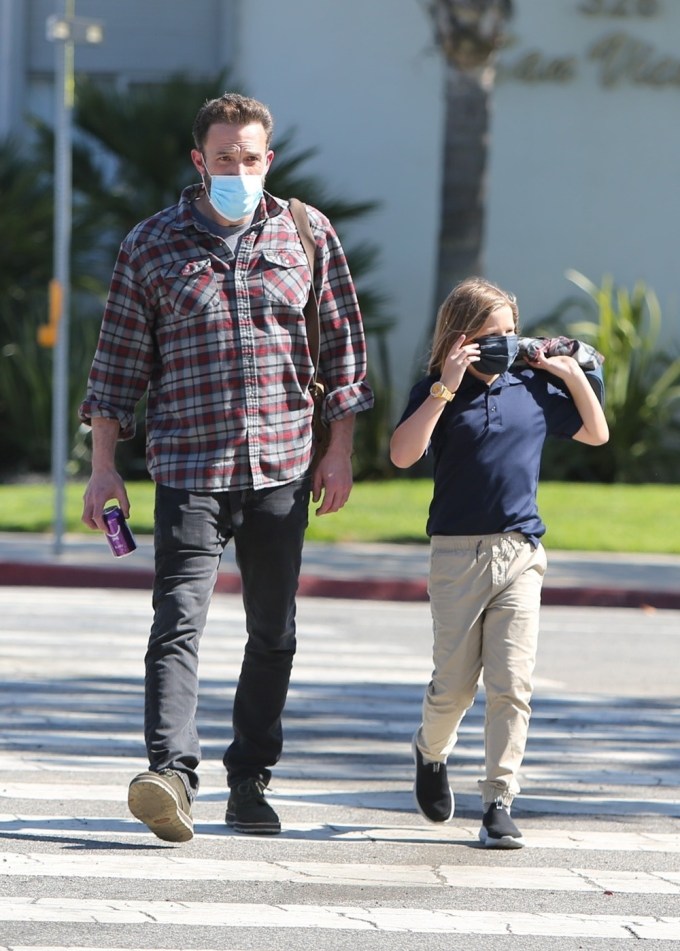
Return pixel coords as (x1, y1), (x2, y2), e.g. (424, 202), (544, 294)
(0, 562), (154, 591)
(0, 560), (677, 609)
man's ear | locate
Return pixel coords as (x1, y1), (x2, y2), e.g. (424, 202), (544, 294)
(190, 149), (205, 176)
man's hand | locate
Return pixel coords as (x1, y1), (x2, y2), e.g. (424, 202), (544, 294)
(82, 470), (130, 532)
(81, 417), (128, 531)
(312, 445), (353, 516)
(311, 414), (355, 516)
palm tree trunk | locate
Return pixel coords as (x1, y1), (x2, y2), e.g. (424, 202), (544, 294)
(433, 64), (494, 311)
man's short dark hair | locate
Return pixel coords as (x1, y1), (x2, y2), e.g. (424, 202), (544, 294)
(192, 92), (274, 150)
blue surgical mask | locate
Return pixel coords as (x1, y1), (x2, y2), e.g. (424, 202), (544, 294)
(204, 172), (263, 222)
(475, 334), (520, 375)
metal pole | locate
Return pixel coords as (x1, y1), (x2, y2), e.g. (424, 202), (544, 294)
(51, 0), (74, 555)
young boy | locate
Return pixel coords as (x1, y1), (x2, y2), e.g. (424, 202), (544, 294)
(390, 277), (608, 848)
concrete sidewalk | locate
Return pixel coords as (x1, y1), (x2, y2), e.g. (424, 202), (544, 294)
(0, 531), (678, 608)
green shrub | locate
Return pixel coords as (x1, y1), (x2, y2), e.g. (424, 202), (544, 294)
(0, 297), (102, 477)
(529, 270), (680, 483)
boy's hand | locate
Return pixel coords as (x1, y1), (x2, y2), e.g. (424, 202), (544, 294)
(441, 335), (481, 392)
(529, 350), (580, 380)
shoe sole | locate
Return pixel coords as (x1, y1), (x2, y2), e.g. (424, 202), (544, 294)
(225, 814), (281, 835)
(479, 827), (524, 849)
(411, 735), (454, 824)
(128, 776), (193, 843)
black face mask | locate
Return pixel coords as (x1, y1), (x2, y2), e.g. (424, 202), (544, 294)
(474, 334), (519, 375)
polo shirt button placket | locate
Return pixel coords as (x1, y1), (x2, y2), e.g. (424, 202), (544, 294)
(488, 397), (502, 430)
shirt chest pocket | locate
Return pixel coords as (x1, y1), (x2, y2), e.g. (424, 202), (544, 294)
(158, 258), (221, 326)
(257, 248), (310, 309)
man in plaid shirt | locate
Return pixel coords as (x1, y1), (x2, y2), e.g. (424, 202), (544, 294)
(79, 92), (373, 843)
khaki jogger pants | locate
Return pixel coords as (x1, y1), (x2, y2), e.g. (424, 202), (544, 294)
(417, 532), (547, 806)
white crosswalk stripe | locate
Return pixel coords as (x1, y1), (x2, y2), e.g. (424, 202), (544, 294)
(2, 851), (680, 892)
(1, 587), (679, 949)
(1, 898), (680, 939)
(3, 814), (680, 852)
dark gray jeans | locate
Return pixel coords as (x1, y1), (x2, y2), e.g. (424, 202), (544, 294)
(144, 477), (310, 797)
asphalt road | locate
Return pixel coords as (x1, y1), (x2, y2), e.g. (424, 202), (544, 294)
(1, 587), (679, 950)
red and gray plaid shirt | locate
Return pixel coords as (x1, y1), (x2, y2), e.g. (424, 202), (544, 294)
(79, 186), (373, 491)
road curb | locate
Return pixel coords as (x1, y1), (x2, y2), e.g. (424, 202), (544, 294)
(0, 560), (677, 609)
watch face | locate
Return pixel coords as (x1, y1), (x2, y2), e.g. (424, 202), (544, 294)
(431, 382), (447, 398)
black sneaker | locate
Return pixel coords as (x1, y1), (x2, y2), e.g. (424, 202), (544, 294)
(411, 734), (454, 823)
(226, 777), (281, 835)
(479, 798), (524, 849)
(128, 769), (193, 843)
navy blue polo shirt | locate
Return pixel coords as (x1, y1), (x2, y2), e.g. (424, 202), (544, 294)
(398, 368), (583, 545)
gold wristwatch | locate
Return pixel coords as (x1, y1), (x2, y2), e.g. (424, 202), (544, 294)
(430, 381), (456, 402)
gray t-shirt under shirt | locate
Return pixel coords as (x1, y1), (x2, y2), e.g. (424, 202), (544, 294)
(191, 204), (251, 253)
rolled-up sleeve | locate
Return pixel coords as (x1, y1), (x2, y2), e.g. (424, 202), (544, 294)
(78, 241), (154, 440)
(309, 210), (374, 423)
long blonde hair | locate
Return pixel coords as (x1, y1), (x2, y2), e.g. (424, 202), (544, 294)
(428, 277), (519, 375)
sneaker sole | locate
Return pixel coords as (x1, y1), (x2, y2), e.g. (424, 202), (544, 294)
(225, 814), (281, 835)
(479, 827), (524, 849)
(411, 735), (454, 824)
(128, 776), (193, 843)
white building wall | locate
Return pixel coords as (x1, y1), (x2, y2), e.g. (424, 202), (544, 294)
(20, 0), (237, 140)
(486, 0), (680, 337)
(25, 0), (232, 79)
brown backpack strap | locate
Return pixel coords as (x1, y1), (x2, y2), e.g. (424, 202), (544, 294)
(289, 197), (320, 373)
